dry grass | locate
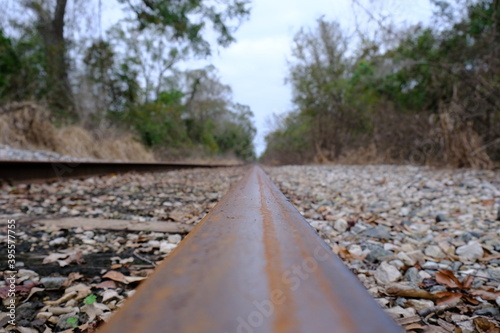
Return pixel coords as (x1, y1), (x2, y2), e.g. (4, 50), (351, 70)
(0, 101), (155, 162)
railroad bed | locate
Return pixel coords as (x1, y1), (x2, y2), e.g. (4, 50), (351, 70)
(0, 164), (499, 332)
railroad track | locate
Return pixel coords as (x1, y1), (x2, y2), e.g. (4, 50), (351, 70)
(96, 165), (402, 333)
(0, 160), (236, 184)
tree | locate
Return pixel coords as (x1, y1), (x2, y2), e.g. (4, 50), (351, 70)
(118, 0), (250, 55)
(1, 0), (251, 121)
(23, 0), (74, 119)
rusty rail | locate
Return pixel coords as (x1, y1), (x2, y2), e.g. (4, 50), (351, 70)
(0, 160), (238, 184)
(99, 165), (402, 333)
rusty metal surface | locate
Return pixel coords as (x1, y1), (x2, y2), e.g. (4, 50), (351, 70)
(99, 165), (403, 333)
(0, 160), (237, 184)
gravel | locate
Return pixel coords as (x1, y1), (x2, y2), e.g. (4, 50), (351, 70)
(0, 144), (97, 162)
(1, 163), (499, 332)
(266, 164), (500, 331)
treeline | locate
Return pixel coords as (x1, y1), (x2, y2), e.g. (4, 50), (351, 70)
(0, 0), (255, 161)
(262, 0), (499, 168)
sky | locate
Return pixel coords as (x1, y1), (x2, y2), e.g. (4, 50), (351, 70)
(186, 0), (436, 156)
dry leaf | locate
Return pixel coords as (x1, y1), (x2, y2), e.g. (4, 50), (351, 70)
(62, 272), (84, 288)
(22, 287), (44, 303)
(435, 269), (461, 289)
(0, 282), (40, 299)
(469, 288), (500, 301)
(95, 280), (117, 289)
(81, 303), (105, 322)
(44, 290), (78, 306)
(473, 317), (499, 333)
(43, 253), (68, 264)
(404, 323), (425, 330)
(479, 254), (500, 262)
(462, 275), (474, 289)
(124, 276), (147, 284)
(436, 291), (462, 305)
(102, 289), (120, 303)
(386, 284), (439, 300)
(102, 271), (128, 284)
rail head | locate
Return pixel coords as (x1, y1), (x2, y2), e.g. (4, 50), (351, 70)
(98, 165), (403, 333)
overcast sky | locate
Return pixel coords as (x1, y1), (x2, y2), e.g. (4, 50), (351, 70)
(185, 0), (436, 156)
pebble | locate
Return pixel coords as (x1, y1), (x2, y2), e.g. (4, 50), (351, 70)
(474, 307), (500, 317)
(363, 226), (391, 240)
(404, 267), (423, 283)
(424, 245), (446, 259)
(456, 241), (484, 261)
(167, 234), (182, 244)
(333, 218), (348, 232)
(0, 144), (98, 162)
(374, 262), (402, 284)
(40, 277), (67, 289)
(49, 237), (67, 246)
(159, 241), (177, 254)
(486, 267), (500, 280)
(405, 299), (434, 311)
(265, 165), (500, 329)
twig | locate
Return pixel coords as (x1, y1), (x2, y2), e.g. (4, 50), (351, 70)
(133, 249), (157, 267)
(455, 271), (500, 283)
(418, 302), (459, 318)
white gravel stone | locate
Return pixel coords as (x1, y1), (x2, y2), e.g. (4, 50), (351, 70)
(385, 306), (416, 318)
(49, 237), (66, 246)
(167, 234), (182, 244)
(397, 252), (416, 266)
(374, 262), (402, 284)
(333, 218), (348, 232)
(405, 299), (434, 311)
(159, 241), (177, 254)
(148, 240), (161, 248)
(424, 245), (446, 259)
(456, 241), (484, 261)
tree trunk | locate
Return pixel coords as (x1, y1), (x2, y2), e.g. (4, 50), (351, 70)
(27, 0), (76, 120)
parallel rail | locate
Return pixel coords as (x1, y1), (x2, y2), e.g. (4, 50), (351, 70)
(99, 165), (402, 333)
(0, 160), (236, 184)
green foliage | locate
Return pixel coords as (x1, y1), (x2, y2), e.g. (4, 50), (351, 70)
(0, 28), (48, 102)
(84, 294), (97, 305)
(264, 0), (500, 166)
(122, 90), (187, 147)
(0, 0), (256, 161)
(66, 317), (78, 328)
(117, 0), (251, 55)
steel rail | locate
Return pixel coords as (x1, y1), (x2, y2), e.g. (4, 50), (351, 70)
(0, 160), (239, 184)
(99, 165), (402, 333)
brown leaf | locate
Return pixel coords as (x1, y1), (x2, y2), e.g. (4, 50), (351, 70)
(62, 272), (84, 288)
(65, 250), (85, 265)
(386, 284), (439, 300)
(461, 294), (480, 305)
(479, 254), (500, 262)
(404, 323), (425, 330)
(95, 280), (117, 289)
(435, 269), (461, 289)
(481, 199), (495, 206)
(473, 317), (499, 333)
(469, 288), (500, 301)
(102, 270), (128, 284)
(0, 282), (40, 298)
(462, 275), (474, 289)
(436, 291), (462, 305)
(22, 287), (44, 303)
